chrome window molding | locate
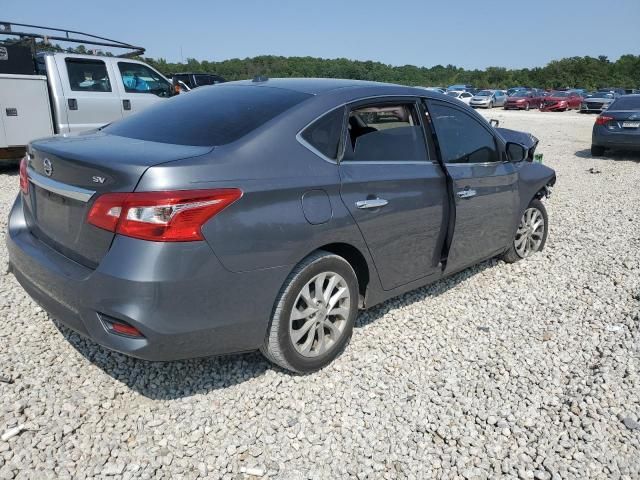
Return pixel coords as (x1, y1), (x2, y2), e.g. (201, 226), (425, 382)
(27, 167), (95, 203)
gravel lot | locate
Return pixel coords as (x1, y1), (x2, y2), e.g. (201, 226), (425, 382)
(1, 110), (639, 480)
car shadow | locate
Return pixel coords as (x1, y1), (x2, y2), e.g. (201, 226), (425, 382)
(575, 148), (640, 162)
(0, 163), (19, 175)
(55, 258), (497, 400)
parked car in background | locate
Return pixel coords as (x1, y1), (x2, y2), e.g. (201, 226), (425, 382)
(8, 79), (555, 373)
(447, 84), (475, 93)
(420, 86), (446, 94)
(170, 72), (226, 91)
(469, 89), (506, 109)
(504, 90), (543, 110)
(507, 87), (529, 96)
(597, 87), (626, 96)
(540, 91), (582, 111)
(446, 90), (474, 104)
(591, 94), (640, 156)
(580, 91), (617, 113)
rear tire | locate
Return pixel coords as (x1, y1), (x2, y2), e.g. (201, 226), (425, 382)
(261, 251), (359, 373)
(502, 199), (548, 264)
(591, 145), (606, 157)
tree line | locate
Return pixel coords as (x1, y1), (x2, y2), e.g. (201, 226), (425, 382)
(11, 39), (640, 90)
(143, 54), (640, 91)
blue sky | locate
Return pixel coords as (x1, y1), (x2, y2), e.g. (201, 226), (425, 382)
(5, 0), (640, 69)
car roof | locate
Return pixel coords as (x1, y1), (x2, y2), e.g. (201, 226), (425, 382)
(220, 77), (453, 102)
(228, 77), (406, 95)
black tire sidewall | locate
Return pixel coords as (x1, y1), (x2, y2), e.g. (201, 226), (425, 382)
(275, 256), (359, 373)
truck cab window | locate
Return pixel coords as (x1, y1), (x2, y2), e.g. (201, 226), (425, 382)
(118, 62), (171, 96)
(65, 58), (112, 92)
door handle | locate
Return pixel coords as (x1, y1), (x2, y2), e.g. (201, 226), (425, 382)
(356, 198), (388, 209)
(122, 99), (131, 110)
(68, 98), (78, 110)
(456, 189), (477, 199)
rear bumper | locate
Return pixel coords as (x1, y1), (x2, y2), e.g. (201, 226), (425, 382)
(7, 195), (288, 361)
(592, 126), (640, 151)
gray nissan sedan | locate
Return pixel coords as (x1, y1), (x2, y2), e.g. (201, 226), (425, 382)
(7, 79), (555, 373)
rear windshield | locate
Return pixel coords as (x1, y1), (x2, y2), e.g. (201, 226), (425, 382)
(609, 96), (640, 110)
(103, 85), (311, 146)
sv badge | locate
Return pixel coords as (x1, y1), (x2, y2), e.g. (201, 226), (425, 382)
(92, 176), (106, 184)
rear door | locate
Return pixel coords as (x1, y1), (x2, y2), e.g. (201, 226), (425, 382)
(426, 99), (519, 272)
(113, 60), (172, 116)
(338, 98), (448, 290)
(57, 56), (123, 133)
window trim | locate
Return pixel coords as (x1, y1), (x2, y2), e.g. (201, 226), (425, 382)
(295, 105), (347, 164)
(296, 95), (453, 165)
(64, 57), (112, 93)
(425, 99), (507, 166)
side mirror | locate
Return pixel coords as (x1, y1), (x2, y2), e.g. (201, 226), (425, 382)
(506, 142), (527, 162)
(489, 119), (500, 128)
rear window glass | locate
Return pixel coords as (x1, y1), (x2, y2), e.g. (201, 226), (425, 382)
(103, 85), (311, 146)
(609, 96), (640, 110)
(300, 107), (344, 159)
(65, 58), (111, 92)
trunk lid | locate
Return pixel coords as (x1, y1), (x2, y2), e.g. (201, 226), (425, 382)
(24, 132), (212, 268)
(602, 111), (640, 136)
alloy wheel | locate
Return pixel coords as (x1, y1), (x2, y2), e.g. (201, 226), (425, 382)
(289, 272), (351, 357)
(514, 207), (545, 258)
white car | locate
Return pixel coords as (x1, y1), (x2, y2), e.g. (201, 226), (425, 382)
(446, 90), (473, 105)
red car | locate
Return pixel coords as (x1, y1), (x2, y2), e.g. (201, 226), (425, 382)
(504, 90), (544, 111)
(540, 91), (582, 111)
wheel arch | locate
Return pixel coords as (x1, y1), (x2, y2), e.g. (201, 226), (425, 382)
(314, 242), (370, 307)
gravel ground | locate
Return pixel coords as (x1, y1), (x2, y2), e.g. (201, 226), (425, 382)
(1, 110), (639, 480)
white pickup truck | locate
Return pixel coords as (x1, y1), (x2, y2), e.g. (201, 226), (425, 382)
(0, 50), (174, 162)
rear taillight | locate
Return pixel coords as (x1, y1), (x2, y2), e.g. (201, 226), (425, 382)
(87, 189), (242, 242)
(595, 115), (613, 125)
(19, 156), (29, 194)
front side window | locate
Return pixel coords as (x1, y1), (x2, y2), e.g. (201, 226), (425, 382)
(65, 58), (111, 92)
(429, 102), (499, 164)
(300, 107), (344, 160)
(118, 62), (170, 96)
(346, 102), (427, 162)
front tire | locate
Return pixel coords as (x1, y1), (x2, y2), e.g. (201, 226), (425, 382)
(502, 199), (548, 263)
(261, 251), (359, 373)
(591, 145), (605, 156)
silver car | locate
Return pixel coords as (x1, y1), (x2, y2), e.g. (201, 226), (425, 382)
(580, 91), (617, 113)
(470, 90), (507, 109)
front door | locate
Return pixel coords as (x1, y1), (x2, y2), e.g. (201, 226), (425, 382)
(339, 99), (448, 290)
(114, 61), (171, 117)
(426, 100), (519, 272)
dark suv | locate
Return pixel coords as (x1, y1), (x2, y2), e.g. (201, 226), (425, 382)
(171, 73), (226, 90)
